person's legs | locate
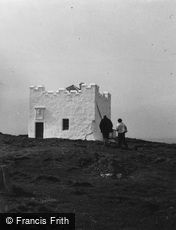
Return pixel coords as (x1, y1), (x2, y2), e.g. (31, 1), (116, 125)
(122, 133), (128, 148)
(103, 137), (107, 145)
(118, 133), (123, 147)
(103, 132), (109, 145)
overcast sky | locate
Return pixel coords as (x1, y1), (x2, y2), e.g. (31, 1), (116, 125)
(0, 0), (176, 140)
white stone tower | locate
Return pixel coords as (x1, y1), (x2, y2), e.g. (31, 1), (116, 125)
(28, 83), (111, 141)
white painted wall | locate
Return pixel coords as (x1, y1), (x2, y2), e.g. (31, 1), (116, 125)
(28, 83), (111, 140)
(94, 87), (111, 140)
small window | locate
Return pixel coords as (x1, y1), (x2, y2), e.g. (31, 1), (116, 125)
(62, 119), (69, 130)
(35, 107), (45, 120)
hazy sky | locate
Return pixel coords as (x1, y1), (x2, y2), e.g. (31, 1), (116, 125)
(0, 0), (176, 140)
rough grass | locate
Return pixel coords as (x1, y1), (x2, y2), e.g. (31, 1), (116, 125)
(0, 133), (176, 229)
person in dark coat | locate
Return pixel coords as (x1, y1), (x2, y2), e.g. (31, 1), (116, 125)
(99, 115), (113, 145)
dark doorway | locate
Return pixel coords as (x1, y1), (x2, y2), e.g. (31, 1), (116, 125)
(35, 122), (44, 139)
(62, 119), (69, 130)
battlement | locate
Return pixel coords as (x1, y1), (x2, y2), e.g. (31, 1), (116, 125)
(30, 85), (45, 91)
(103, 91), (111, 99)
(80, 83), (97, 89)
(30, 83), (110, 99)
(96, 88), (111, 100)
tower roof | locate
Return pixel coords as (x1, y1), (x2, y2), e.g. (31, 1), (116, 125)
(66, 85), (80, 92)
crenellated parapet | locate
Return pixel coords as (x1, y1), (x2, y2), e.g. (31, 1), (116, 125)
(96, 89), (111, 101)
(103, 91), (111, 99)
(30, 83), (110, 98)
(30, 85), (45, 92)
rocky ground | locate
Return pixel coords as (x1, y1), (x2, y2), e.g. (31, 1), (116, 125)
(0, 133), (176, 229)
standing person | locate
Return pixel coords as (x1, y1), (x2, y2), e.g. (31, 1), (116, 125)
(116, 118), (128, 149)
(99, 115), (113, 145)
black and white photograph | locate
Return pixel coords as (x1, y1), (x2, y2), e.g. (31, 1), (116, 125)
(0, 0), (176, 229)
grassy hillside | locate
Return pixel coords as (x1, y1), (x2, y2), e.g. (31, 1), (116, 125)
(0, 133), (176, 229)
